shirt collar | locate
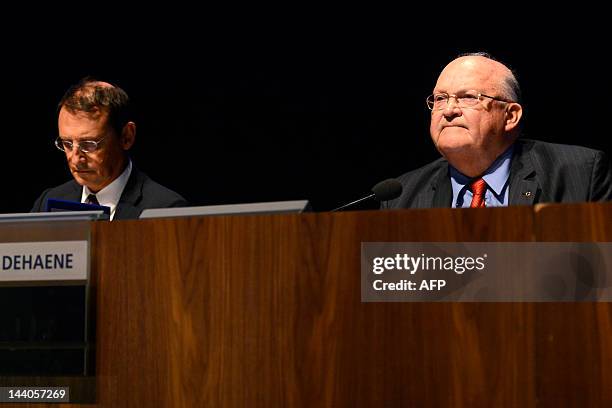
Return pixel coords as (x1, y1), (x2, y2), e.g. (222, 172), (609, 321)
(449, 145), (514, 198)
(81, 160), (132, 220)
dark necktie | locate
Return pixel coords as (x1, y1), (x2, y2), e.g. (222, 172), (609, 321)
(86, 194), (100, 206)
(469, 178), (487, 208)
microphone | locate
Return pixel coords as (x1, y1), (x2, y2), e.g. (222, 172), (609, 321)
(331, 178), (402, 212)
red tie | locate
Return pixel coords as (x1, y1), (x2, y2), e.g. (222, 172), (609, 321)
(469, 178), (487, 208)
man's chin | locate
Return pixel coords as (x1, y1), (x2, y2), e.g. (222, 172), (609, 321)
(72, 173), (86, 183)
(435, 141), (473, 157)
(72, 173), (98, 189)
(434, 130), (471, 148)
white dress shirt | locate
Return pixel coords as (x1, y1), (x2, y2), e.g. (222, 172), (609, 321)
(81, 160), (132, 221)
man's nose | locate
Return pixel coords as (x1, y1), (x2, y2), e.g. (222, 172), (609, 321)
(442, 97), (462, 118)
(68, 147), (86, 164)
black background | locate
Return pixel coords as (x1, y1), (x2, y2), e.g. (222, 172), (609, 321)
(4, 12), (611, 213)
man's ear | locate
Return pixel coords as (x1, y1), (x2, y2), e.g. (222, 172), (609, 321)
(504, 103), (523, 132)
(120, 122), (136, 150)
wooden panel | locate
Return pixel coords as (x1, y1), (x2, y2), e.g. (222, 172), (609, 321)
(535, 202), (612, 242)
(14, 205), (612, 406)
(533, 202), (612, 406)
(84, 207), (535, 407)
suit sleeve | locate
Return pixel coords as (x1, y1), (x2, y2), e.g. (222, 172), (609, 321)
(589, 150), (612, 201)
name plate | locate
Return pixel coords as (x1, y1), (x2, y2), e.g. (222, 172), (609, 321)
(0, 241), (88, 282)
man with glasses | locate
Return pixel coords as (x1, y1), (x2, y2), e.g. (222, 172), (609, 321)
(31, 78), (188, 219)
(383, 52), (612, 208)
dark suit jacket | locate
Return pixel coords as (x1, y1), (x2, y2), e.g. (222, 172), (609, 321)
(383, 139), (612, 209)
(31, 166), (189, 219)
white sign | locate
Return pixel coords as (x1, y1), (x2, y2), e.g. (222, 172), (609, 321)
(0, 241), (88, 282)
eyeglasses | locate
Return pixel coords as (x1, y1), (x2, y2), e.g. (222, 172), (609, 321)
(55, 136), (106, 153)
(426, 91), (513, 110)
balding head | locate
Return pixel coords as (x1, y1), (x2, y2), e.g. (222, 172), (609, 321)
(436, 55), (519, 103)
(440, 54), (520, 103)
(428, 54), (523, 177)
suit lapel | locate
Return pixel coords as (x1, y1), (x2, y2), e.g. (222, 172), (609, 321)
(67, 181), (82, 202)
(416, 162), (452, 208)
(508, 140), (539, 205)
(114, 166), (144, 220)
(432, 170), (452, 207)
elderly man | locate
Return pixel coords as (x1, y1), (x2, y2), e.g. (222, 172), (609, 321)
(31, 78), (188, 219)
(384, 52), (612, 209)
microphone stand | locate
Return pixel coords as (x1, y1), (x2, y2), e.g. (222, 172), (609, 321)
(330, 193), (375, 212)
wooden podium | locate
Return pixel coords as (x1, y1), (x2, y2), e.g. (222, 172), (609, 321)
(2, 203), (612, 407)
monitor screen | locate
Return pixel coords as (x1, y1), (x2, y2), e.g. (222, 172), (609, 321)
(139, 200), (311, 219)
